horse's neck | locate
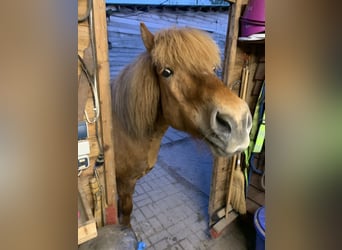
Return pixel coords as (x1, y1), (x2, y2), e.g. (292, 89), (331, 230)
(135, 119), (168, 171)
(149, 117), (169, 144)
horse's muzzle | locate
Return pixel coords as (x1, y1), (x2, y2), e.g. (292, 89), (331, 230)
(208, 104), (252, 156)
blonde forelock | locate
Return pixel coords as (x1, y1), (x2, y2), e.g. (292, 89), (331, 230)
(151, 27), (221, 73)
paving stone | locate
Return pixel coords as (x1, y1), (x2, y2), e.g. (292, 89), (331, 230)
(173, 226), (193, 242)
(134, 184), (144, 195)
(179, 238), (195, 250)
(149, 190), (166, 202)
(198, 243), (211, 250)
(166, 212), (182, 225)
(169, 243), (183, 250)
(182, 204), (195, 217)
(154, 239), (170, 250)
(167, 221), (186, 235)
(196, 230), (211, 242)
(135, 196), (153, 207)
(141, 182), (153, 192)
(190, 218), (208, 233)
(149, 230), (170, 245)
(136, 221), (155, 238)
(159, 175), (172, 185)
(182, 213), (199, 226)
(153, 199), (170, 213)
(129, 139), (252, 249)
(156, 212), (174, 229)
(148, 216), (163, 232)
(141, 238), (151, 249)
(140, 205), (155, 219)
(167, 235), (178, 244)
(162, 185), (180, 196)
(187, 233), (201, 247)
(134, 192), (150, 203)
(161, 136), (172, 145)
(133, 208), (145, 223)
(172, 206), (187, 220)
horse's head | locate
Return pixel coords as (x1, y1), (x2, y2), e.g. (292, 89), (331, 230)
(140, 23), (252, 156)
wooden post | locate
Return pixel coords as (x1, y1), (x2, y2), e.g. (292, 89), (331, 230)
(209, 0), (247, 231)
(92, 0), (118, 224)
(223, 0), (244, 86)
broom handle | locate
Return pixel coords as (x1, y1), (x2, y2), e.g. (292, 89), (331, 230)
(225, 63), (249, 218)
(238, 64), (249, 165)
(241, 65), (249, 100)
(225, 153), (237, 218)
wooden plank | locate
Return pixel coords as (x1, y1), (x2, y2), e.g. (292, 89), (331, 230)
(209, 0), (242, 224)
(78, 46), (93, 121)
(92, 0), (118, 217)
(226, 0), (249, 5)
(209, 0), (249, 227)
(79, 167), (106, 209)
(83, 93), (101, 159)
(78, 0), (88, 19)
(78, 183), (97, 245)
(78, 24), (90, 53)
(222, 0), (244, 86)
(209, 156), (229, 225)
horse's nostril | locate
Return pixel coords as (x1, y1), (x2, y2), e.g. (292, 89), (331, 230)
(246, 112), (252, 131)
(216, 112), (232, 134)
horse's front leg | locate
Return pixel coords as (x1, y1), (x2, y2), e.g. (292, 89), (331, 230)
(117, 179), (136, 227)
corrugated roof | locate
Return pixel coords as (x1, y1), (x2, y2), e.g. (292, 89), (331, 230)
(106, 0), (229, 6)
(107, 7), (229, 80)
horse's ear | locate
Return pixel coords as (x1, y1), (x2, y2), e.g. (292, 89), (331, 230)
(140, 23), (154, 52)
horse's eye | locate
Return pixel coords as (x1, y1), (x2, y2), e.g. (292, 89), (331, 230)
(213, 67), (217, 72)
(161, 68), (173, 78)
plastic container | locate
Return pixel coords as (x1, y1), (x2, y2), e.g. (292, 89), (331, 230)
(240, 0), (265, 37)
(240, 18), (265, 37)
(254, 206), (265, 250)
(241, 0), (265, 23)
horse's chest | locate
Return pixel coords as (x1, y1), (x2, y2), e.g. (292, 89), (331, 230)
(146, 139), (161, 169)
(114, 124), (167, 179)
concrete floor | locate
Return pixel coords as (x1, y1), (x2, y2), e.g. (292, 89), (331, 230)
(131, 128), (256, 249)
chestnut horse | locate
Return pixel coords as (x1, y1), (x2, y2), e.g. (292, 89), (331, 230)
(111, 23), (252, 226)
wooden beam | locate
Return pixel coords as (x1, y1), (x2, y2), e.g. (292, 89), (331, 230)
(209, 0), (247, 228)
(78, 46), (92, 121)
(209, 156), (229, 225)
(225, 0), (249, 5)
(78, 183), (97, 244)
(92, 0), (117, 222)
(223, 0), (244, 86)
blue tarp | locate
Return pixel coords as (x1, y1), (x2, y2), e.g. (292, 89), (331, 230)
(106, 0), (229, 6)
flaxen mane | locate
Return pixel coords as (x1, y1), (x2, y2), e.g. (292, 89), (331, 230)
(112, 53), (160, 139)
(152, 27), (221, 73)
(112, 27), (221, 139)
